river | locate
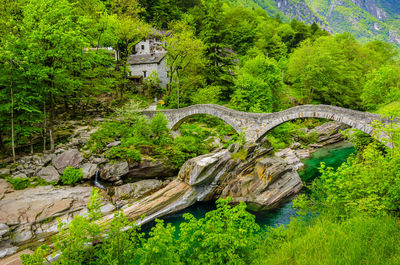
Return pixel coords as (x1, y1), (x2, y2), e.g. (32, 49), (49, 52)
(142, 142), (355, 233)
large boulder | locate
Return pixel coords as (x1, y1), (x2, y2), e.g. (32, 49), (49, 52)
(0, 245), (18, 259)
(0, 223), (9, 241)
(178, 150), (233, 186)
(310, 121), (349, 146)
(114, 179), (164, 200)
(36, 166), (60, 182)
(80, 163), (98, 180)
(0, 185), (92, 244)
(127, 158), (175, 179)
(100, 161), (129, 182)
(219, 156), (302, 211)
(275, 148), (304, 170)
(52, 149), (83, 174)
(31, 153), (56, 167)
(0, 168), (11, 177)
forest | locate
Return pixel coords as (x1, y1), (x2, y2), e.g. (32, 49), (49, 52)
(1, 0), (400, 264)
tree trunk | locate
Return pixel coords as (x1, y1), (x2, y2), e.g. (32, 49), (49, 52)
(177, 70), (180, 109)
(30, 137), (34, 154)
(10, 60), (16, 163)
(43, 97), (47, 152)
(49, 92), (55, 152)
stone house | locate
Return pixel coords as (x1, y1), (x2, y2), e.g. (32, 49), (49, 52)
(128, 32), (169, 88)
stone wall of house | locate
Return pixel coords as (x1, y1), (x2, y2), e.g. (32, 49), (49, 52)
(157, 59), (169, 88)
(129, 59), (168, 88)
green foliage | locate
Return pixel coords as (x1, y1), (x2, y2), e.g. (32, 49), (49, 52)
(137, 220), (180, 264)
(23, 197), (261, 264)
(257, 215), (400, 265)
(342, 128), (377, 152)
(88, 188), (103, 221)
(149, 113), (170, 145)
(361, 64), (400, 110)
(96, 211), (142, 265)
(60, 167), (83, 185)
(296, 128), (400, 218)
(105, 146), (141, 162)
(191, 86), (222, 104)
(230, 55), (283, 113)
(6, 176), (31, 190)
(21, 245), (51, 265)
(231, 148), (248, 160)
(177, 198), (261, 265)
(376, 100), (400, 118)
(6, 176), (57, 190)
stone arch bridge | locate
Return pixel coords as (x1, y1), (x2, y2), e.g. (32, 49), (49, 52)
(141, 104), (393, 144)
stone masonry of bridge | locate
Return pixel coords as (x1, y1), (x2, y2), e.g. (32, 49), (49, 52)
(141, 104), (392, 144)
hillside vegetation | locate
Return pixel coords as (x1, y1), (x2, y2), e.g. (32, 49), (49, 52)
(234, 0), (400, 49)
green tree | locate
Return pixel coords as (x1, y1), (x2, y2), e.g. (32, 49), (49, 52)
(230, 55), (283, 112)
(287, 35), (362, 108)
(177, 198), (261, 264)
(199, 0), (235, 97)
(163, 21), (204, 106)
(361, 64), (400, 110)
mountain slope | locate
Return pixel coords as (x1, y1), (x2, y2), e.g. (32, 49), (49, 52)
(236, 0), (400, 47)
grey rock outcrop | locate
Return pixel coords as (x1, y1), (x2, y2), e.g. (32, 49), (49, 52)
(100, 204), (116, 215)
(0, 185), (92, 244)
(275, 148), (305, 170)
(114, 179), (164, 200)
(11, 173), (27, 179)
(0, 168), (11, 176)
(80, 163), (97, 180)
(219, 156), (302, 210)
(100, 161), (129, 182)
(52, 149), (83, 174)
(127, 158), (175, 179)
(106, 141), (121, 148)
(0, 245), (18, 259)
(310, 121), (349, 146)
(178, 150), (233, 187)
(0, 223), (9, 241)
(36, 166), (60, 182)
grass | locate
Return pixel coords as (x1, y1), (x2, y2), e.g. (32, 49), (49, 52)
(255, 215), (400, 265)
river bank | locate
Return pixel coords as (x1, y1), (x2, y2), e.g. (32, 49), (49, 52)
(0, 121), (349, 260)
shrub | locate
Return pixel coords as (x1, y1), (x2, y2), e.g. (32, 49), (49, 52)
(7, 177), (31, 190)
(149, 113), (170, 145)
(105, 146), (141, 162)
(60, 167), (83, 185)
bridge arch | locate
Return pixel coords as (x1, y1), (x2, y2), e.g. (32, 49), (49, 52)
(256, 109), (376, 143)
(170, 113), (241, 133)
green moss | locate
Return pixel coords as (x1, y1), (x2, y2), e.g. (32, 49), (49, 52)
(231, 148), (248, 160)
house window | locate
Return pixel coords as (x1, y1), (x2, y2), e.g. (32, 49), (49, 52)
(141, 45), (145, 50)
(143, 71), (147, 78)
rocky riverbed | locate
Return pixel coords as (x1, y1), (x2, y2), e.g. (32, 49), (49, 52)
(0, 121), (348, 259)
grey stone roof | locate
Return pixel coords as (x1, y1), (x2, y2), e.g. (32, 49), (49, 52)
(128, 52), (167, 65)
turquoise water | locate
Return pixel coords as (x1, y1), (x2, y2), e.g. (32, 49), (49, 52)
(299, 142), (355, 183)
(142, 142), (355, 232)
